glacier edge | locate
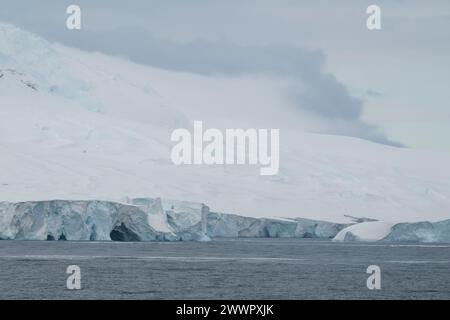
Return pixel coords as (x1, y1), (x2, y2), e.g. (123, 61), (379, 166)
(1, 198), (449, 243)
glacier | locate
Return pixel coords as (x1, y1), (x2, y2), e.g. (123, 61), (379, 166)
(1, 22), (450, 243)
(333, 219), (450, 243)
(4, 197), (449, 242)
(0, 199), (350, 241)
(1, 22), (450, 225)
(384, 220), (450, 243)
(207, 212), (347, 238)
(0, 200), (173, 241)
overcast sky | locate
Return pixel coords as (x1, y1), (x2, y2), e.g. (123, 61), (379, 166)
(1, 0), (449, 150)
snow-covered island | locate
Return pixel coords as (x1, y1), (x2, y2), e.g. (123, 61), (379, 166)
(1, 22), (450, 243)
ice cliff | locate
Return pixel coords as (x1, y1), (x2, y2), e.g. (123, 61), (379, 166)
(1, 198), (449, 242)
(384, 220), (450, 243)
(0, 200), (175, 241)
(334, 219), (450, 243)
(0, 199), (348, 241)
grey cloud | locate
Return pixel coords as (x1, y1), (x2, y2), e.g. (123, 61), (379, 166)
(54, 26), (401, 146)
(0, 1), (402, 146)
(1, 0), (448, 149)
(366, 90), (383, 98)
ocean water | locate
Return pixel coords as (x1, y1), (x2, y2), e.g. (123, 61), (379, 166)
(0, 239), (449, 299)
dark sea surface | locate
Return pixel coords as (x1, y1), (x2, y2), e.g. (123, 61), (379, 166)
(0, 239), (449, 299)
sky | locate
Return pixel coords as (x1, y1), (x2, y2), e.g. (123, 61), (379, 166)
(0, 0), (449, 150)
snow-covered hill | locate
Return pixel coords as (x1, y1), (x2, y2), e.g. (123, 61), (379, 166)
(1, 22), (450, 226)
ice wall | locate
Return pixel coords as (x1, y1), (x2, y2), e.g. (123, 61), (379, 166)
(334, 219), (450, 243)
(0, 199), (347, 241)
(384, 220), (450, 243)
(0, 200), (171, 241)
(207, 212), (347, 238)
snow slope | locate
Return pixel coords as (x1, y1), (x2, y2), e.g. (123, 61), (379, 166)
(333, 221), (395, 242)
(1, 22), (450, 224)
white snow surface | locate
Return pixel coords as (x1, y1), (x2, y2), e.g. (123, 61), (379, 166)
(1, 22), (450, 224)
(333, 221), (395, 242)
